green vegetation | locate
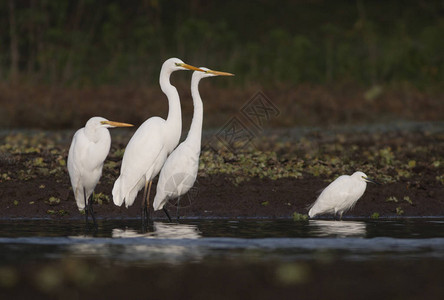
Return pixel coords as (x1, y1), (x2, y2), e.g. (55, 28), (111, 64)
(403, 196), (413, 205)
(46, 197), (61, 206)
(386, 196), (399, 203)
(387, 196), (413, 205)
(46, 209), (68, 216)
(371, 212), (380, 219)
(0, 127), (442, 217)
(198, 129), (443, 186)
(0, 127), (442, 188)
(293, 212), (309, 222)
(0, 1), (442, 88)
(199, 146), (304, 184)
(94, 192), (111, 205)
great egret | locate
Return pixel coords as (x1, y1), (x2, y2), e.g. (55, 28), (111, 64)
(308, 171), (379, 219)
(67, 116), (133, 225)
(112, 58), (205, 224)
(153, 67), (234, 219)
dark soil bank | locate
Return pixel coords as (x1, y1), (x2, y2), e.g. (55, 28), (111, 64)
(0, 174), (443, 220)
(0, 123), (443, 220)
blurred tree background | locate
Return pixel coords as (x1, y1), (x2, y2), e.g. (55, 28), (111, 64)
(0, 0), (443, 128)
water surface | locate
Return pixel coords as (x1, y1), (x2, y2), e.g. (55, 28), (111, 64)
(1, 219), (444, 265)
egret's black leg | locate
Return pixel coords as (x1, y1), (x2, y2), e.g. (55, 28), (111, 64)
(141, 207), (145, 229)
(141, 180), (150, 229)
(83, 188), (89, 224)
(163, 207), (172, 223)
(176, 196), (181, 221)
(334, 212), (343, 221)
(141, 181), (148, 227)
(89, 193), (97, 228)
(145, 181), (152, 223)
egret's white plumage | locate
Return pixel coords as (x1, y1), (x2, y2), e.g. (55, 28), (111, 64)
(308, 171), (378, 219)
(112, 58), (204, 211)
(153, 67), (234, 214)
(67, 117), (133, 211)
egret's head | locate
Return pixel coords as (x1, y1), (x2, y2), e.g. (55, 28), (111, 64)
(353, 171), (380, 184)
(163, 57), (205, 73)
(86, 117), (133, 129)
(193, 67), (235, 80)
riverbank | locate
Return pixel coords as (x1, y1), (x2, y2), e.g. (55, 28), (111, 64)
(0, 123), (442, 220)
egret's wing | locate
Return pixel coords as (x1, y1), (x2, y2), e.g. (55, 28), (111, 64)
(122, 119), (165, 175)
(338, 180), (366, 211)
(159, 143), (199, 184)
(154, 143), (199, 210)
(310, 175), (350, 213)
(85, 130), (111, 172)
(67, 129), (88, 208)
(322, 175), (367, 215)
(319, 175), (351, 200)
(115, 118), (166, 205)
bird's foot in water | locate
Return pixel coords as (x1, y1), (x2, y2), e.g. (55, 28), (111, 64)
(141, 206), (152, 231)
(162, 208), (173, 223)
(334, 213), (343, 221)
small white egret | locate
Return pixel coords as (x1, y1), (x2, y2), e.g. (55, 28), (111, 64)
(67, 116), (133, 225)
(153, 67), (234, 219)
(112, 58), (205, 224)
(308, 171), (379, 219)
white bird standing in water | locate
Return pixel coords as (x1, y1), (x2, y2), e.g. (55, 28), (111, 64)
(308, 171), (379, 219)
(153, 67), (234, 219)
(67, 117), (133, 225)
(112, 58), (205, 224)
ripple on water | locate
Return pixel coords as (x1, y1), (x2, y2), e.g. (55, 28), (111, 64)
(0, 219), (444, 264)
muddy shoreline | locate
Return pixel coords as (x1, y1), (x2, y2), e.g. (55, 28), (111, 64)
(0, 123), (443, 220)
(0, 173), (443, 220)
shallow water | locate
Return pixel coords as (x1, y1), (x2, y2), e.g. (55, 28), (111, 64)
(1, 219), (444, 265)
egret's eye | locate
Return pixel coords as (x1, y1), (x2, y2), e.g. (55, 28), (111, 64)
(175, 63), (181, 66)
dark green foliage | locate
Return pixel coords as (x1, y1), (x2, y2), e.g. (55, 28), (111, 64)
(0, 0), (442, 88)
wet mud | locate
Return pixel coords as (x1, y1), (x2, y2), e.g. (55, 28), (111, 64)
(0, 124), (442, 220)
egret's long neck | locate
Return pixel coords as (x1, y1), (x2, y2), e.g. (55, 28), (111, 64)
(185, 75), (203, 149)
(85, 126), (101, 143)
(160, 68), (182, 151)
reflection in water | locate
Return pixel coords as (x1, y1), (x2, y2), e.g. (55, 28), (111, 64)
(3, 220), (444, 265)
(69, 222), (203, 264)
(112, 222), (201, 239)
(309, 220), (366, 238)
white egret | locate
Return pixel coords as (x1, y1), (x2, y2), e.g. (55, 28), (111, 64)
(153, 67), (234, 219)
(67, 116), (133, 225)
(112, 58), (205, 223)
(308, 171), (379, 219)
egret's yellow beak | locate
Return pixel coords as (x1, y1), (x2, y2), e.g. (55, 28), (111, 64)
(101, 121), (134, 127)
(175, 63), (206, 72)
(205, 69), (235, 76)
